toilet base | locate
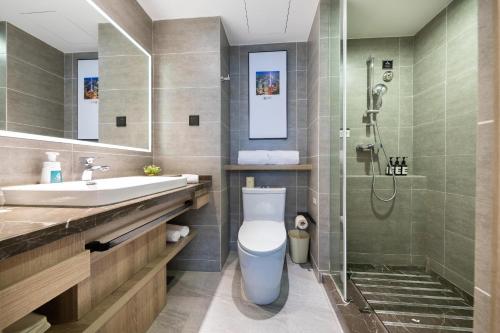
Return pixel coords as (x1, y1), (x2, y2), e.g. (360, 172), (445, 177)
(238, 242), (286, 305)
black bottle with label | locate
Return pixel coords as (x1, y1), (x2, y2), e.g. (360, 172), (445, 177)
(394, 157), (402, 176)
(386, 157), (394, 175)
(401, 157), (408, 176)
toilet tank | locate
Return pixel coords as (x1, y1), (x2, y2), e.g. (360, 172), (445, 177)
(242, 187), (286, 222)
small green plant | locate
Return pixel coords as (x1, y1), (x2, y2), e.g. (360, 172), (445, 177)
(143, 165), (162, 176)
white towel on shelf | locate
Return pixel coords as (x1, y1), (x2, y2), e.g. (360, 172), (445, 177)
(166, 229), (181, 243)
(182, 174), (199, 184)
(166, 224), (190, 237)
(268, 150), (300, 165)
(238, 150), (270, 165)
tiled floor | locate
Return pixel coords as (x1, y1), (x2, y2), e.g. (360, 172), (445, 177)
(148, 252), (343, 333)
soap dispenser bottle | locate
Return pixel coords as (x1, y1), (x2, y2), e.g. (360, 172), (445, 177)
(394, 157), (402, 176)
(40, 152), (62, 184)
(401, 157), (408, 176)
(386, 157), (393, 175)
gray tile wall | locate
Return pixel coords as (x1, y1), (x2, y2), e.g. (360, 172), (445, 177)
(412, 0), (477, 294)
(220, 22), (231, 267)
(0, 136), (152, 188)
(346, 37), (414, 175)
(344, 37), (421, 267)
(307, 0), (332, 277)
(152, 17), (230, 272)
(227, 42), (308, 250)
(92, 0), (153, 53)
(4, 23), (65, 138)
(473, 0), (494, 329)
(346, 175), (427, 266)
(0, 0), (152, 189)
(98, 23), (149, 149)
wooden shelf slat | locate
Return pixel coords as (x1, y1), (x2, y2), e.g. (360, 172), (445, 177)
(224, 164), (312, 171)
(48, 231), (197, 333)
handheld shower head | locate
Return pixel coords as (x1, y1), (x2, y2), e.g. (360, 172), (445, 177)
(372, 83), (388, 110)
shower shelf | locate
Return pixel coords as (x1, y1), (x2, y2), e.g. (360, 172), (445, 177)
(224, 164), (312, 171)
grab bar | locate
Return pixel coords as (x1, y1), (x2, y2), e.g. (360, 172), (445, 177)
(86, 200), (193, 252)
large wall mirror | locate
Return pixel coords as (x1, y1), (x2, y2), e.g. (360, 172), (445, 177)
(0, 0), (151, 151)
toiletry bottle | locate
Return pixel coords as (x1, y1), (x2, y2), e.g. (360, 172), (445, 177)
(394, 157), (402, 176)
(386, 157), (393, 175)
(40, 152), (62, 184)
(401, 157), (408, 176)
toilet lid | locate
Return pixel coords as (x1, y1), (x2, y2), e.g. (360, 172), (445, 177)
(238, 220), (286, 254)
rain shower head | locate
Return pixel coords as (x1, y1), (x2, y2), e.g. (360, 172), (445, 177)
(372, 83), (388, 110)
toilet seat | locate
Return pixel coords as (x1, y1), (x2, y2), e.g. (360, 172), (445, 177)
(238, 220), (286, 255)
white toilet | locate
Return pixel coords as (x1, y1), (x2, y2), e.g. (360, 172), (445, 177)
(238, 187), (287, 305)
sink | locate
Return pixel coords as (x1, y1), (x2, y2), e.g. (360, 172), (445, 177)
(1, 176), (188, 207)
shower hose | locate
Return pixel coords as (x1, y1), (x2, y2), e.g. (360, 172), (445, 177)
(369, 119), (397, 202)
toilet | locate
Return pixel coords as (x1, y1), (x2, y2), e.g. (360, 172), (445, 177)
(238, 187), (287, 305)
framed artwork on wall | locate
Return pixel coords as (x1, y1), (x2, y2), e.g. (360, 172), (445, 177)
(248, 51), (287, 139)
(77, 59), (99, 140)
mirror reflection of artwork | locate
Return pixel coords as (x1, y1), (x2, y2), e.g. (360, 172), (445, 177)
(256, 71), (280, 95)
(84, 77), (99, 100)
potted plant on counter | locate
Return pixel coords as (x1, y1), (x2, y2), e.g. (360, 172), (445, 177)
(143, 165), (162, 176)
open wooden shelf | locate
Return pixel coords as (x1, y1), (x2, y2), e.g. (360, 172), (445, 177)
(48, 230), (197, 333)
(224, 164), (312, 171)
(164, 230), (197, 261)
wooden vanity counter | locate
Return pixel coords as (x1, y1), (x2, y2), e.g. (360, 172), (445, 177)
(0, 177), (211, 332)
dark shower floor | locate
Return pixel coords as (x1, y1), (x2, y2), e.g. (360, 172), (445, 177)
(348, 264), (473, 333)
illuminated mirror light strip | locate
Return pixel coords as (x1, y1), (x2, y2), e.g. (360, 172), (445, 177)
(0, 0), (152, 153)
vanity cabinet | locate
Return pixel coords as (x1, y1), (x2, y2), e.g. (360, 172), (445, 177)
(0, 180), (210, 332)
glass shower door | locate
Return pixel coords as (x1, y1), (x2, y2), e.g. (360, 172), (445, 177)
(330, 0), (348, 301)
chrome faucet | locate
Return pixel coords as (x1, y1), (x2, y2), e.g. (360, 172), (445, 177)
(81, 157), (110, 183)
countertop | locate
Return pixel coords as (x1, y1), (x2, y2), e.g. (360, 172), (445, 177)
(0, 179), (211, 260)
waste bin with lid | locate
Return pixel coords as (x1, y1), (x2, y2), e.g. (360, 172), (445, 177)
(288, 230), (310, 264)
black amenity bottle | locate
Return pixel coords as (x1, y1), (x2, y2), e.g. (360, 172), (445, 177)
(386, 157), (394, 175)
(394, 157), (402, 176)
(401, 157), (408, 176)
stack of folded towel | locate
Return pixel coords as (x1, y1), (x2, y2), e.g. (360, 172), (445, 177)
(238, 150), (300, 165)
(166, 224), (190, 243)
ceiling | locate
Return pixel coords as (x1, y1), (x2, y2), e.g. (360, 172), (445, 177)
(0, 0), (455, 53)
(347, 0), (453, 39)
(0, 0), (106, 53)
(137, 0), (320, 45)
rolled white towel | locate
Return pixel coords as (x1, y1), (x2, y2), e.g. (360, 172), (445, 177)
(238, 150), (270, 165)
(268, 150), (300, 165)
(182, 174), (199, 184)
(166, 229), (181, 243)
(166, 224), (190, 237)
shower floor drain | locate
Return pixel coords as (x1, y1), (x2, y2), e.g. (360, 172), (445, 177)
(349, 265), (473, 333)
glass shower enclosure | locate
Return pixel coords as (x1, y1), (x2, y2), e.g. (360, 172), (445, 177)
(329, 0), (347, 301)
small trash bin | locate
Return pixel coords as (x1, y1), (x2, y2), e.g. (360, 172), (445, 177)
(288, 230), (310, 264)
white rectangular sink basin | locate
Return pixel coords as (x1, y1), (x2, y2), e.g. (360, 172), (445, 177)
(1, 176), (188, 207)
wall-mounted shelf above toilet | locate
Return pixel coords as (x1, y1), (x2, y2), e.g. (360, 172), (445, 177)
(224, 164), (312, 171)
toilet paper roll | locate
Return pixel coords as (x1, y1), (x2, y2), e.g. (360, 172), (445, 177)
(295, 215), (309, 230)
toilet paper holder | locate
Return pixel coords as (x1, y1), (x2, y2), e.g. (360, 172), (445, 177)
(296, 212), (316, 225)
